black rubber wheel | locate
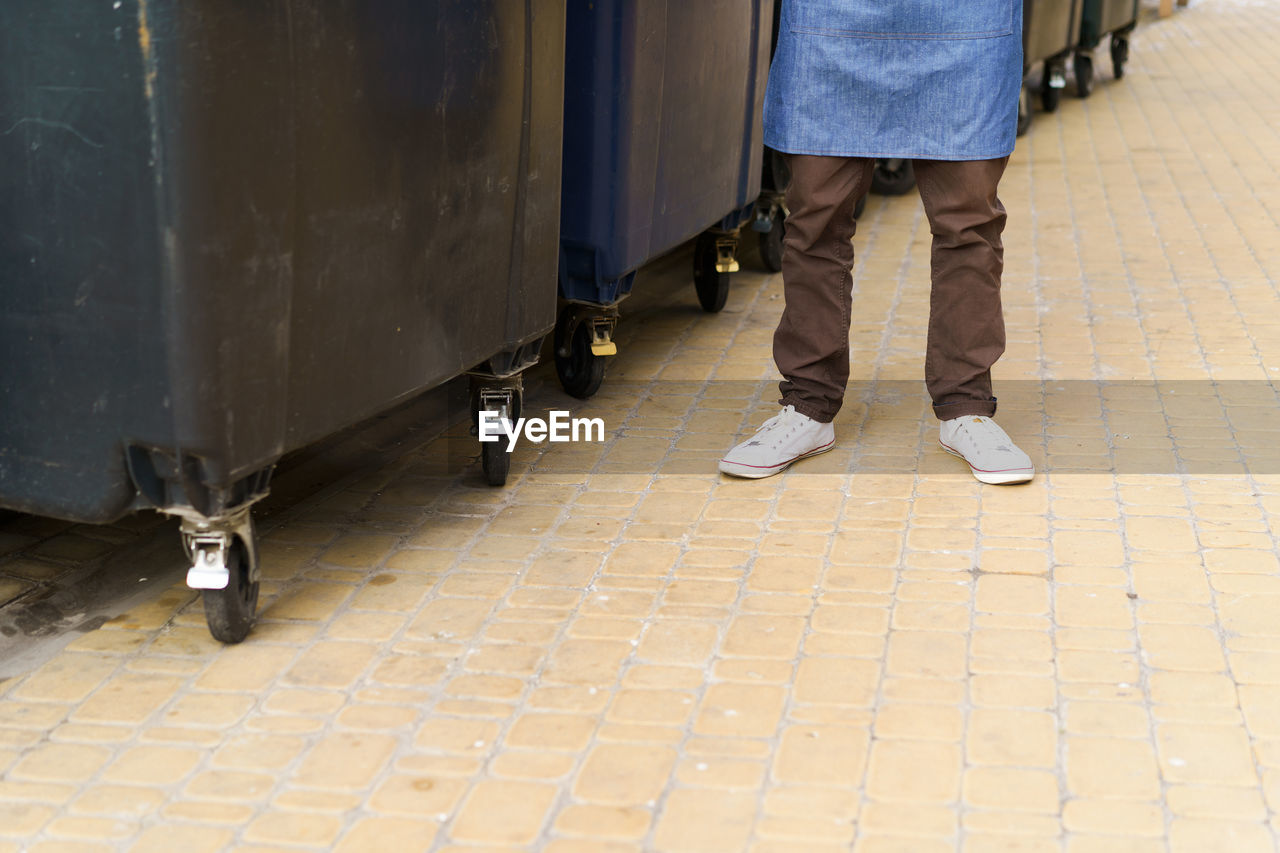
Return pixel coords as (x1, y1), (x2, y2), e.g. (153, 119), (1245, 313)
(1041, 79), (1062, 113)
(482, 437), (510, 486)
(554, 309), (606, 399)
(758, 212), (785, 274)
(475, 386), (520, 486)
(870, 159), (916, 196)
(1074, 53), (1094, 98)
(1111, 36), (1129, 80)
(693, 232), (731, 313)
(1017, 85), (1032, 137)
(202, 538), (258, 644)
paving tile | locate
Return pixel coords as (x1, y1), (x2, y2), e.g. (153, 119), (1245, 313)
(292, 732), (397, 791)
(966, 709), (1058, 768)
(447, 780), (558, 845)
(865, 740), (961, 803)
(573, 744), (677, 805)
(128, 826), (233, 853)
(66, 785), (164, 819)
(1065, 737), (1161, 800)
(962, 767), (1059, 813)
(71, 673), (183, 725)
(1156, 724), (1259, 786)
(693, 684), (787, 738)
(1168, 819), (1277, 853)
(367, 774), (467, 819)
(8, 744), (111, 784)
(1063, 800), (1164, 836)
(333, 817), (437, 853)
(652, 789), (756, 853)
(100, 746), (201, 786)
(11, 655), (119, 704)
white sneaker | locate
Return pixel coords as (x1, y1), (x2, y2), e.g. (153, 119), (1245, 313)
(939, 416), (1034, 485)
(719, 405), (835, 479)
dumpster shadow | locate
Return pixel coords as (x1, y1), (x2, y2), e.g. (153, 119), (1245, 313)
(0, 380), (463, 679)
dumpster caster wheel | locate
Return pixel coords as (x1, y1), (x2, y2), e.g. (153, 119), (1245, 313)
(1041, 79), (1062, 113)
(199, 537), (258, 645)
(1111, 35), (1129, 80)
(555, 308), (608, 399)
(1017, 85), (1032, 137)
(758, 210), (785, 274)
(482, 435), (511, 487)
(1074, 53), (1094, 97)
(475, 385), (520, 487)
(870, 159), (916, 196)
(182, 511), (259, 644)
(694, 232), (735, 313)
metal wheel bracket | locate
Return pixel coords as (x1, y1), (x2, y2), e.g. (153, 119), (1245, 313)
(588, 317), (617, 357)
(557, 306), (619, 359)
(180, 509), (257, 591)
(475, 387), (514, 446)
(586, 325), (616, 356)
(750, 206), (773, 234)
(1046, 66), (1067, 89)
(714, 237), (740, 274)
(751, 199), (786, 234)
(187, 537), (231, 590)
(470, 372), (522, 436)
(478, 387), (513, 413)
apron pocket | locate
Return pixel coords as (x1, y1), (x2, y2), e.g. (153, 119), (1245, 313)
(789, 0), (1016, 40)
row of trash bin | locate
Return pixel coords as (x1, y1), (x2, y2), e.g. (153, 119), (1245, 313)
(0, 0), (1140, 644)
(0, 0), (780, 643)
(1022, 0), (1141, 134)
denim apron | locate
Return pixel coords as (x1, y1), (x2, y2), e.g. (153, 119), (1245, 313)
(764, 0), (1023, 160)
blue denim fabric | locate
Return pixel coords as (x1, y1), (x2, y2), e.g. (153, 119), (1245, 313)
(764, 0), (1024, 159)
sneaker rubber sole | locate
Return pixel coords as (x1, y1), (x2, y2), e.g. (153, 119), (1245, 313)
(718, 439), (836, 479)
(940, 441), (1034, 485)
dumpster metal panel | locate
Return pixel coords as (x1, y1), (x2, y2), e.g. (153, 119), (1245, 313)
(1080, 0), (1140, 48)
(0, 0), (565, 524)
(1024, 0), (1084, 68)
(558, 0), (771, 303)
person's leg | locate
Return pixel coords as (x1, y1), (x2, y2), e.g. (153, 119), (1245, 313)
(773, 155), (876, 423)
(719, 154), (872, 479)
(914, 157), (1032, 485)
(912, 157), (1009, 419)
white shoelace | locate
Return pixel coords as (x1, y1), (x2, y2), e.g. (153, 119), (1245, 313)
(749, 407), (802, 449)
(951, 417), (1014, 454)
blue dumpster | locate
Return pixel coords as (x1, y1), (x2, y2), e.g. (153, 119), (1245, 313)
(0, 0), (565, 641)
(553, 0), (773, 398)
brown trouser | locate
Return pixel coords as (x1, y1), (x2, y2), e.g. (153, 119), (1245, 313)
(774, 155), (1009, 423)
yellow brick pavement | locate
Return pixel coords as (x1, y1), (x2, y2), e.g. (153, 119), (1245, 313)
(3, 0), (1280, 850)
